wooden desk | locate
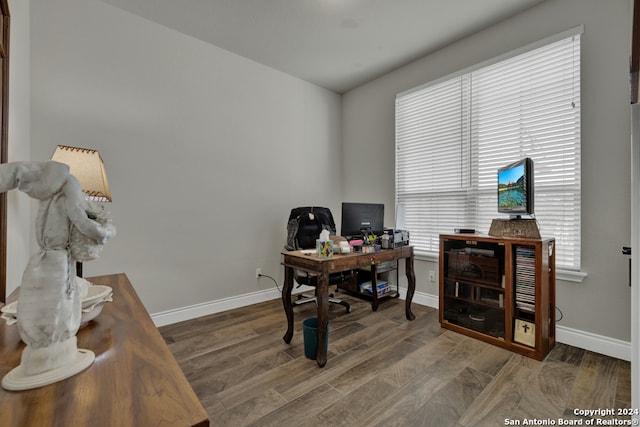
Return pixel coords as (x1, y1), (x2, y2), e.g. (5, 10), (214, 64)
(0, 273), (209, 427)
(282, 246), (416, 367)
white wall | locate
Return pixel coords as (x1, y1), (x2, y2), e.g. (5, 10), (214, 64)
(342, 0), (632, 341)
(5, 0), (31, 295)
(16, 0), (634, 347)
(28, 0), (343, 313)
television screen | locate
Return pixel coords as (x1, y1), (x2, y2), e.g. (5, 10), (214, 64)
(341, 202), (384, 238)
(497, 158), (534, 217)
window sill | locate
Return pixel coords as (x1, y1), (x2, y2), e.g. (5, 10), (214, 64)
(557, 269), (587, 283)
(415, 253), (439, 263)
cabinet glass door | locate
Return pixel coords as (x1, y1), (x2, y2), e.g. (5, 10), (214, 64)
(442, 239), (505, 339)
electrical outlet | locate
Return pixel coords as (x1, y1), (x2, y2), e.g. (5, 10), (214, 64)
(429, 270), (435, 282)
(256, 268), (262, 279)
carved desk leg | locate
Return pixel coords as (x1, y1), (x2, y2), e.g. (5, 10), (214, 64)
(370, 264), (379, 312)
(405, 255), (416, 321)
(282, 265), (294, 344)
(316, 273), (329, 368)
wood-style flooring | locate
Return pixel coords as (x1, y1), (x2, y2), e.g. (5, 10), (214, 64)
(159, 293), (631, 427)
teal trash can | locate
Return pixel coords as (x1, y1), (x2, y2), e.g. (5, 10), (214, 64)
(302, 317), (329, 360)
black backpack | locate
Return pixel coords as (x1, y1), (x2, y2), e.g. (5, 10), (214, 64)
(285, 207), (335, 250)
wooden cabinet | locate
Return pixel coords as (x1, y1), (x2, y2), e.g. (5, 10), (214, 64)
(439, 233), (555, 360)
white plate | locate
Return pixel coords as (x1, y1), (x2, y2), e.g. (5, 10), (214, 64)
(82, 285), (113, 309)
(1, 300), (17, 315)
(2, 286), (113, 327)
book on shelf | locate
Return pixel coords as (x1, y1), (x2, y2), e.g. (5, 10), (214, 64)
(514, 246), (536, 314)
(514, 318), (536, 347)
(359, 281), (390, 297)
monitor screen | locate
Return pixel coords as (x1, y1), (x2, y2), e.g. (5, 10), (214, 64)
(340, 202), (384, 238)
(497, 157), (534, 216)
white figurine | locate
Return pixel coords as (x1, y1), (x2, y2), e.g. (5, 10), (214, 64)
(0, 161), (115, 389)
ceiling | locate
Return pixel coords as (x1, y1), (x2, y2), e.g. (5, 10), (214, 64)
(99, 0), (546, 94)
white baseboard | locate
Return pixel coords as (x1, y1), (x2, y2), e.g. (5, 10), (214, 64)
(555, 324), (631, 361)
(406, 289), (631, 361)
(151, 285), (314, 327)
(152, 287), (631, 361)
(408, 288), (439, 309)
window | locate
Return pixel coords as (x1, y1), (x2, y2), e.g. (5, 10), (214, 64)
(395, 27), (582, 271)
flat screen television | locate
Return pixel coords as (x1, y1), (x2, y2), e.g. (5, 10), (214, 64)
(497, 158), (534, 218)
(340, 202), (384, 239)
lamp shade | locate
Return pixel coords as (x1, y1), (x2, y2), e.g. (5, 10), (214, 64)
(51, 145), (112, 202)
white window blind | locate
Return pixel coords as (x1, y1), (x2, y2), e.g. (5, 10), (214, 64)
(396, 28), (581, 270)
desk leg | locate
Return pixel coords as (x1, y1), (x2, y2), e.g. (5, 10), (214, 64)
(316, 273), (329, 368)
(370, 264), (379, 312)
(405, 255), (416, 321)
(282, 266), (294, 344)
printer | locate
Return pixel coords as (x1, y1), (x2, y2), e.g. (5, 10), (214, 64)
(381, 228), (410, 249)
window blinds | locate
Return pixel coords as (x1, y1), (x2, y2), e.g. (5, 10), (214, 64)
(395, 28), (581, 270)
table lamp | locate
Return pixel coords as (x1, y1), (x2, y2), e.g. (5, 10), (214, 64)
(51, 145), (112, 276)
(51, 145), (112, 202)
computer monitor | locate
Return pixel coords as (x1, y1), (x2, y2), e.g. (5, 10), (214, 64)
(497, 157), (534, 218)
(340, 202), (384, 239)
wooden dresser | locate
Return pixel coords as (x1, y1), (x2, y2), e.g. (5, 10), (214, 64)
(0, 273), (209, 427)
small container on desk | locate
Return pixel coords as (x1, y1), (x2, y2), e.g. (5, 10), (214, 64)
(316, 239), (333, 258)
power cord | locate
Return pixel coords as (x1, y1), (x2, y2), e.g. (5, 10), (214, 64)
(556, 305), (564, 322)
(257, 273), (281, 293)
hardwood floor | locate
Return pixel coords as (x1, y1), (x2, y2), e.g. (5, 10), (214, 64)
(159, 294), (631, 427)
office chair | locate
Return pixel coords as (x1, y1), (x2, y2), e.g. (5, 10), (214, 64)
(285, 206), (352, 313)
